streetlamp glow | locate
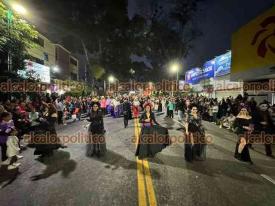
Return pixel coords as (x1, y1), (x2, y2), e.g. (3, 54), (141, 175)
(11, 3), (27, 15)
(170, 63), (180, 73)
(52, 66), (60, 73)
(129, 68), (135, 75)
(108, 75), (115, 83)
(169, 62), (181, 97)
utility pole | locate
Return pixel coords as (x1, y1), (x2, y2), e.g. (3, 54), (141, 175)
(81, 39), (90, 94)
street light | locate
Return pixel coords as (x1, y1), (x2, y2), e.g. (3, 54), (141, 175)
(108, 75), (115, 83)
(52, 66), (60, 73)
(170, 63), (181, 96)
(129, 68), (135, 75)
(170, 63), (180, 81)
(129, 69), (135, 91)
(108, 75), (115, 92)
(11, 3), (27, 15)
(51, 66), (60, 82)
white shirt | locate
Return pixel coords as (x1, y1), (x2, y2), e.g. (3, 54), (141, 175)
(56, 102), (64, 112)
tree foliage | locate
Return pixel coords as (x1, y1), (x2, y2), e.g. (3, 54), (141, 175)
(25, 0), (201, 81)
(0, 2), (38, 73)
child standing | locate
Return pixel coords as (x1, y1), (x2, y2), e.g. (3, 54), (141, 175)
(0, 112), (15, 165)
(168, 100), (175, 118)
(5, 129), (21, 169)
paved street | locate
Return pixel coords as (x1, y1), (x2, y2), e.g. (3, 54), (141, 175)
(0, 114), (275, 206)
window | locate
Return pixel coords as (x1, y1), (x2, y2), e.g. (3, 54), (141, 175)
(70, 57), (78, 66)
(55, 48), (58, 61)
(30, 56), (44, 65)
(71, 72), (77, 81)
(44, 52), (49, 61)
(33, 36), (44, 47)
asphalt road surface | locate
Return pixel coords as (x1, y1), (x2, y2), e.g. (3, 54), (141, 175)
(0, 114), (275, 206)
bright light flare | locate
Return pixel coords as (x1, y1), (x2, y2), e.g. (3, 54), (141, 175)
(52, 66), (60, 73)
(108, 75), (115, 83)
(170, 63), (180, 73)
(11, 3), (27, 15)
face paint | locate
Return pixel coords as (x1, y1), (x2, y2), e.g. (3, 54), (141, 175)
(259, 104), (268, 111)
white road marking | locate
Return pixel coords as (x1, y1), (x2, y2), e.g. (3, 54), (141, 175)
(260, 174), (275, 185)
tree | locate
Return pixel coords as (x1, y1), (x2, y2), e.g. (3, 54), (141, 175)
(23, 0), (201, 81)
(0, 2), (38, 74)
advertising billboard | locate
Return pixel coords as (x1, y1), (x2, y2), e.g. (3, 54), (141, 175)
(185, 61), (215, 85)
(18, 60), (51, 83)
(202, 59), (215, 79)
(214, 51), (231, 77)
(185, 68), (201, 84)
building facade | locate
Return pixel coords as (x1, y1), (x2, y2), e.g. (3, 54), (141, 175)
(27, 33), (56, 68)
(55, 44), (79, 81)
(69, 56), (79, 81)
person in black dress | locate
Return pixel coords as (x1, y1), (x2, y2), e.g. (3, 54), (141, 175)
(135, 103), (170, 159)
(86, 102), (106, 157)
(157, 98), (162, 112)
(122, 98), (131, 128)
(258, 102), (274, 157)
(233, 106), (254, 164)
(185, 105), (207, 162)
(33, 102), (62, 158)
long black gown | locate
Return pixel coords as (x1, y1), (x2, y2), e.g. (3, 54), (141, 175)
(86, 110), (107, 157)
(122, 101), (132, 128)
(33, 114), (61, 156)
(233, 117), (252, 162)
(135, 112), (170, 159)
(185, 114), (207, 162)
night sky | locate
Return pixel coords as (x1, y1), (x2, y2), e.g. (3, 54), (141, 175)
(185, 0), (274, 70)
(129, 0), (275, 71)
(24, 0), (275, 73)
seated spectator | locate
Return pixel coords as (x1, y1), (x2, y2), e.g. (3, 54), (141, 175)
(0, 112), (15, 163)
(29, 106), (40, 128)
(220, 113), (236, 130)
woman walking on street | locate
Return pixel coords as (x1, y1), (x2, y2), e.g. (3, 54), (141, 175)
(86, 102), (106, 157)
(122, 98), (131, 128)
(233, 106), (254, 164)
(135, 103), (170, 159)
(33, 102), (62, 158)
(185, 105), (207, 162)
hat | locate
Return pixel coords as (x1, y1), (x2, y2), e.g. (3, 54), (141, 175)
(144, 102), (152, 109)
(91, 101), (100, 107)
(240, 103), (248, 109)
(259, 100), (269, 106)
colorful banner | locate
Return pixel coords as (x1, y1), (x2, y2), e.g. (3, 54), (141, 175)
(203, 59), (215, 78)
(214, 51), (231, 77)
(185, 68), (201, 84)
(231, 6), (275, 80)
(185, 61), (215, 84)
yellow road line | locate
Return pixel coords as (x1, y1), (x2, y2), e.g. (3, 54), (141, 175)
(135, 118), (147, 206)
(143, 160), (157, 206)
(135, 118), (157, 206)
(137, 158), (147, 206)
